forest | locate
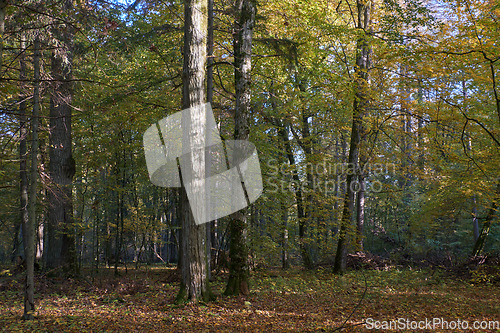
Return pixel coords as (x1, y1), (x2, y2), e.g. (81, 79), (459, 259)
(0, 0), (499, 331)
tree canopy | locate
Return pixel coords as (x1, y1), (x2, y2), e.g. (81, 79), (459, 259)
(0, 0), (498, 329)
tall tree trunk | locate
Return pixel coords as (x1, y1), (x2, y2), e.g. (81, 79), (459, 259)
(23, 35), (41, 321)
(206, 0), (214, 281)
(45, 0), (77, 275)
(466, 136), (480, 243)
(176, 0), (211, 303)
(207, 0), (214, 105)
(289, 69), (315, 268)
(334, 0), (372, 274)
(0, 0), (6, 75)
(270, 85), (306, 269)
(298, 112), (315, 268)
(334, 166), (357, 274)
(17, 36), (29, 264)
(224, 0), (255, 296)
(278, 124), (306, 266)
(114, 170), (121, 276)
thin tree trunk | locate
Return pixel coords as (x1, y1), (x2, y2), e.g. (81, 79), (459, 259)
(224, 0), (256, 296)
(416, 81), (424, 173)
(356, 174), (365, 250)
(12, 222), (21, 262)
(334, 0), (372, 274)
(278, 124), (308, 265)
(176, 0), (211, 303)
(175, 188), (182, 271)
(270, 84), (308, 268)
(300, 113), (314, 269)
(472, 195), (479, 242)
(206, 0), (214, 281)
(114, 175), (121, 276)
(0, 0), (6, 75)
(472, 181), (500, 256)
(17, 36), (29, 264)
(207, 0), (214, 105)
(289, 68), (314, 268)
(281, 201), (289, 269)
(23, 35), (41, 321)
(36, 217), (44, 261)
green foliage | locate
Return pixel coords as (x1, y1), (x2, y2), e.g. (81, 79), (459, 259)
(0, 0), (498, 273)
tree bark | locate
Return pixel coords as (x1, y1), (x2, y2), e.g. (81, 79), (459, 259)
(224, 0), (256, 296)
(281, 200), (289, 269)
(300, 113), (314, 269)
(17, 36), (29, 264)
(0, 0), (6, 75)
(278, 124), (306, 267)
(270, 87), (306, 269)
(45, 0), (77, 275)
(288, 68), (314, 268)
(472, 181), (500, 256)
(355, 174), (365, 250)
(176, 0), (211, 303)
(207, 0), (214, 105)
(206, 0), (214, 280)
(472, 195), (479, 242)
(334, 0), (372, 274)
(23, 35), (41, 321)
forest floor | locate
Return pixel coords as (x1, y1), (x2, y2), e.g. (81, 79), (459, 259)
(0, 264), (498, 332)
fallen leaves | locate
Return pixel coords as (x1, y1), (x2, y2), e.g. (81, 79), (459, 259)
(0, 266), (498, 332)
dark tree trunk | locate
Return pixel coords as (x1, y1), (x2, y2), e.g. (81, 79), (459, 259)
(114, 174), (121, 276)
(224, 0), (256, 296)
(472, 181), (500, 256)
(17, 36), (29, 264)
(0, 0), (6, 74)
(472, 195), (479, 242)
(23, 35), (41, 321)
(270, 86), (306, 269)
(288, 67), (315, 268)
(45, 0), (77, 275)
(207, 0), (214, 105)
(334, 0), (372, 274)
(176, 0), (211, 303)
(334, 168), (357, 274)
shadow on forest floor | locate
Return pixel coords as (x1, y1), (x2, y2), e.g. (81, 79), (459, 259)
(0, 264), (498, 332)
